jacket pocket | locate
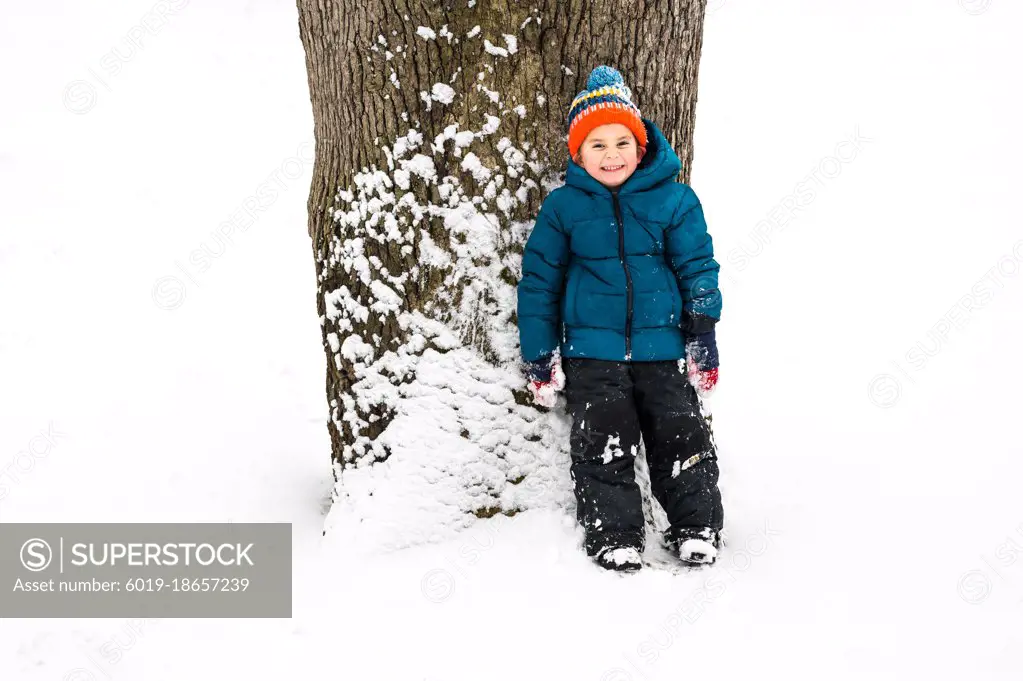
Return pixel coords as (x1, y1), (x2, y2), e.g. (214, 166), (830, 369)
(575, 288), (627, 331)
(562, 268), (580, 327)
(632, 290), (677, 329)
(663, 266), (683, 326)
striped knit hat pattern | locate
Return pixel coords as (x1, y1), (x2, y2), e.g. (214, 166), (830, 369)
(567, 65), (649, 159)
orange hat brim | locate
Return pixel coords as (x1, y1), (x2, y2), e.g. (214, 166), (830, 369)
(568, 107), (648, 159)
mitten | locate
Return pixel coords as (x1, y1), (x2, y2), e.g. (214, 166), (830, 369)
(525, 355), (565, 408)
(685, 328), (719, 398)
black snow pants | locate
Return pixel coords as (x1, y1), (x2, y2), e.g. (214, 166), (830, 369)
(563, 358), (724, 556)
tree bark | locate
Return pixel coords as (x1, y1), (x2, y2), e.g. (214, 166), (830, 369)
(296, 0), (708, 489)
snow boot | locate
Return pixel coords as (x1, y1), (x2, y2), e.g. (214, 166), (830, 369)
(671, 527), (721, 566)
(594, 546), (643, 572)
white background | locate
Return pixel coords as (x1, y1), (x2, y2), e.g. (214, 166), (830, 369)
(2, 1), (1021, 679)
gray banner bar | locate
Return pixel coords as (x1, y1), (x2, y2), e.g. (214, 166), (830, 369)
(0, 523), (292, 617)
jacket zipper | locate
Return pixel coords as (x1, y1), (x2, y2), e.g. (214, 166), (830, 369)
(612, 189), (633, 359)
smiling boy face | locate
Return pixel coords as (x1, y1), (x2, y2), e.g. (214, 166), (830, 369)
(576, 123), (646, 189)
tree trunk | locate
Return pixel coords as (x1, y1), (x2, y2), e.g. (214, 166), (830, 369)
(296, 0), (707, 498)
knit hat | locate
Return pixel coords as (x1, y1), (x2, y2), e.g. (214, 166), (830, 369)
(567, 65), (649, 159)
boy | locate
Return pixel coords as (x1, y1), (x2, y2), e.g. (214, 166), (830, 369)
(517, 66), (723, 572)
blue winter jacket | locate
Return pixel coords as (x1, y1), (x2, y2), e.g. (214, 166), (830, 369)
(517, 118), (721, 369)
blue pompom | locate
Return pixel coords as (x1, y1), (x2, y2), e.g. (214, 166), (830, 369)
(586, 65), (624, 90)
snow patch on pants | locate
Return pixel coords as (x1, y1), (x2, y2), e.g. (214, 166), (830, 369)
(600, 435), (623, 464)
(599, 438), (637, 465)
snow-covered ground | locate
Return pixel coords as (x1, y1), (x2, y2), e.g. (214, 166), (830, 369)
(3, 0), (1022, 679)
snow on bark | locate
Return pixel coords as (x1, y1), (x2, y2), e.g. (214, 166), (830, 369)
(313, 14), (566, 540)
(430, 82), (456, 104)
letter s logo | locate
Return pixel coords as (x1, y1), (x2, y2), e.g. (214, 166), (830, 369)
(21, 538), (53, 572)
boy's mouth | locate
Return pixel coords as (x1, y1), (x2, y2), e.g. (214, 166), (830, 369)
(601, 164), (625, 172)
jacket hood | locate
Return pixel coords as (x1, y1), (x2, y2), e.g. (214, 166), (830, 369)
(564, 118), (682, 195)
